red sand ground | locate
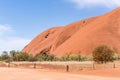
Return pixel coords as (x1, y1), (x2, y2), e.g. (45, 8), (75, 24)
(74, 68), (120, 78)
(22, 8), (120, 57)
(0, 67), (120, 80)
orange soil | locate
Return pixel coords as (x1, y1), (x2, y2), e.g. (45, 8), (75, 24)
(74, 68), (120, 78)
(22, 8), (120, 57)
(0, 67), (120, 80)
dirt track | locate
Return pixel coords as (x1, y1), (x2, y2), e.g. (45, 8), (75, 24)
(0, 68), (120, 80)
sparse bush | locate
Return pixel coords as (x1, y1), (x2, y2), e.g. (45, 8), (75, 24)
(113, 54), (120, 60)
(80, 56), (88, 61)
(0, 56), (2, 61)
(60, 55), (81, 61)
(1, 50), (36, 62)
(47, 54), (56, 61)
(92, 45), (114, 64)
(80, 55), (93, 61)
(10, 50), (18, 61)
(17, 52), (30, 61)
(87, 56), (93, 61)
(35, 53), (57, 61)
(28, 55), (37, 62)
(59, 55), (93, 61)
(67, 55), (81, 61)
(1, 51), (10, 62)
(35, 53), (48, 61)
(60, 55), (69, 61)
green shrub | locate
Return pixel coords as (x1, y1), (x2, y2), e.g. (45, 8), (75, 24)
(68, 55), (81, 61)
(92, 45), (114, 64)
(35, 53), (48, 61)
(1, 51), (10, 62)
(80, 55), (93, 61)
(17, 52), (30, 61)
(9, 50), (20, 61)
(80, 56), (88, 61)
(60, 55), (69, 61)
(28, 55), (37, 62)
(0, 56), (2, 61)
(113, 54), (120, 60)
(47, 54), (56, 61)
(60, 55), (81, 61)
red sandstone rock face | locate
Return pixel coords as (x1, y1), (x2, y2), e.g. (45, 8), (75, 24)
(22, 8), (120, 57)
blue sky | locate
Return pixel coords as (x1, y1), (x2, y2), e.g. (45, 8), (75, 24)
(0, 0), (120, 53)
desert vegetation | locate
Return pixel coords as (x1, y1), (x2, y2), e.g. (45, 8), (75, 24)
(0, 45), (120, 72)
(0, 51), (92, 62)
(0, 45), (119, 63)
(92, 45), (114, 63)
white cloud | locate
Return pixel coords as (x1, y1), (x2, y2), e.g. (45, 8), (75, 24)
(0, 24), (13, 36)
(68, 0), (120, 9)
(0, 25), (12, 31)
(0, 25), (31, 53)
(0, 37), (30, 53)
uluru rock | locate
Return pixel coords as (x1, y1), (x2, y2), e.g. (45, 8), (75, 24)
(22, 8), (120, 57)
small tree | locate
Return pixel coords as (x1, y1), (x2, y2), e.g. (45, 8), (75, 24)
(10, 50), (19, 61)
(1, 51), (11, 62)
(92, 45), (114, 64)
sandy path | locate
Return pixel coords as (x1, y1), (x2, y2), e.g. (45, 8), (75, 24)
(0, 68), (119, 80)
